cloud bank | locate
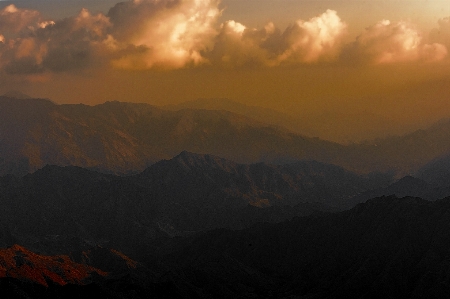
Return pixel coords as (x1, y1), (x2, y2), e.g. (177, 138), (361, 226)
(0, 0), (447, 76)
(208, 9), (347, 67)
(343, 19), (447, 64)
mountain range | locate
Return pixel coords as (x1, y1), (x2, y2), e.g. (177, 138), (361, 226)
(2, 195), (450, 298)
(3, 94), (450, 177)
(0, 95), (341, 176)
(0, 150), (389, 260)
(2, 94), (450, 297)
(163, 98), (417, 144)
(158, 195), (450, 298)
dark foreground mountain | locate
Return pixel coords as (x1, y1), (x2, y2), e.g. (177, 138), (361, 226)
(3, 196), (450, 298)
(0, 244), (189, 299)
(0, 244), (106, 287)
(156, 195), (450, 298)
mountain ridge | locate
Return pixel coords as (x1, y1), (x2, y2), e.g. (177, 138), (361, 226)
(3, 97), (450, 178)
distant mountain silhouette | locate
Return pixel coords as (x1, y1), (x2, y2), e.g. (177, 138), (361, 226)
(2, 90), (32, 99)
(347, 175), (433, 205)
(164, 98), (415, 144)
(416, 153), (450, 187)
(0, 97), (346, 176)
(3, 97), (450, 177)
(311, 118), (450, 176)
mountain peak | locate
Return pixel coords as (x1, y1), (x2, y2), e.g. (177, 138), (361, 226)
(172, 151), (237, 170)
(2, 90), (32, 99)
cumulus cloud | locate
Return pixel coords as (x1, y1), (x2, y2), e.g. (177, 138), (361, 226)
(208, 20), (276, 67)
(0, 4), (41, 35)
(0, 5), (112, 74)
(0, 0), (446, 76)
(107, 0), (222, 69)
(343, 20), (447, 64)
(208, 9), (347, 67)
(277, 9), (347, 63)
(0, 2), (349, 73)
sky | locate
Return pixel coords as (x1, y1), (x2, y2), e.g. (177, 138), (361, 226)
(0, 0), (450, 141)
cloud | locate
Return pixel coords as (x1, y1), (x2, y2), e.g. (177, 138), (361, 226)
(430, 17), (450, 49)
(208, 9), (347, 67)
(277, 9), (347, 64)
(0, 1), (447, 76)
(342, 19), (447, 64)
(207, 20), (276, 67)
(0, 4), (41, 35)
(107, 0), (222, 69)
(0, 5), (112, 74)
(0, 2), (349, 72)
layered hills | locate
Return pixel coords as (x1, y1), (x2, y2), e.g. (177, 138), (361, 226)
(0, 150), (389, 260)
(164, 98), (415, 144)
(160, 195), (450, 298)
(2, 195), (450, 298)
(0, 95), (341, 176)
(3, 95), (450, 177)
(3, 95), (450, 298)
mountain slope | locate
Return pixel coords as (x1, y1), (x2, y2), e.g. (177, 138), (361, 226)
(4, 96), (450, 177)
(164, 98), (412, 144)
(0, 152), (389, 260)
(160, 195), (450, 298)
(0, 244), (190, 299)
(326, 118), (450, 175)
(0, 96), (344, 176)
(0, 244), (106, 287)
(3, 194), (450, 298)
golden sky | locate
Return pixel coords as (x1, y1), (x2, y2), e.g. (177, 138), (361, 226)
(0, 0), (450, 138)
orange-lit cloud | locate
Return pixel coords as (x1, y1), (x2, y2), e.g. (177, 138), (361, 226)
(277, 9), (347, 64)
(342, 20), (447, 64)
(0, 5), (112, 74)
(108, 0), (222, 69)
(430, 17), (450, 49)
(0, 1), (448, 76)
(0, 4), (41, 34)
(208, 10), (347, 67)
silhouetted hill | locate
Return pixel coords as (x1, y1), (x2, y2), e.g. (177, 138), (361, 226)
(4, 196), (450, 298)
(346, 175), (440, 206)
(137, 151), (389, 212)
(416, 153), (450, 187)
(159, 195), (450, 298)
(0, 152), (391, 259)
(340, 118), (450, 175)
(2, 90), (32, 99)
